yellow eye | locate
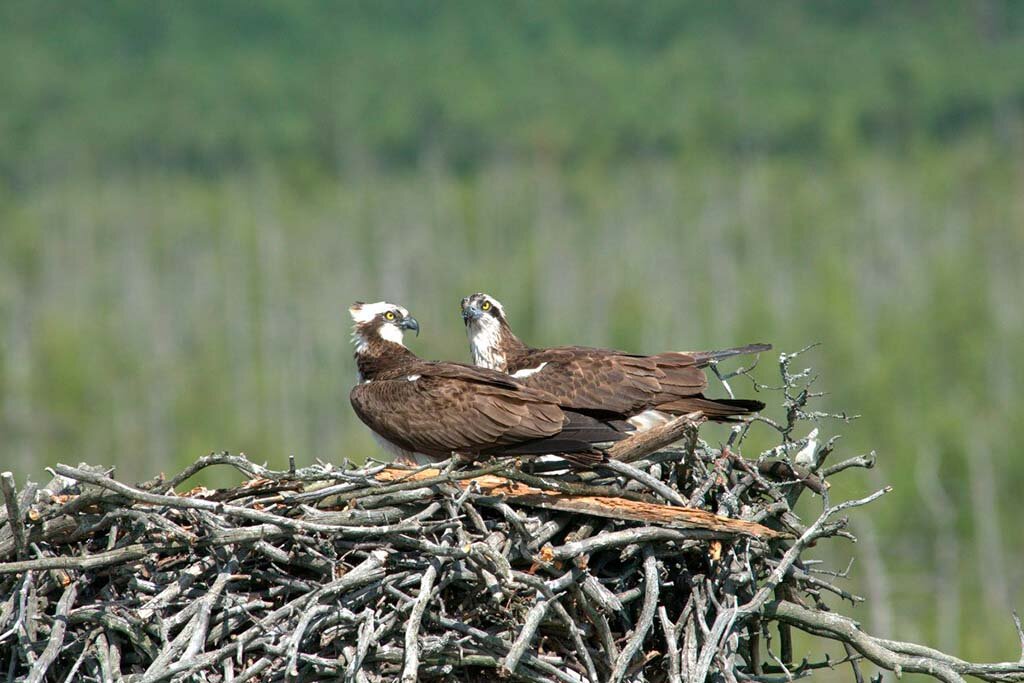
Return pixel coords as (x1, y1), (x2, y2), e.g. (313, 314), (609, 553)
(385, 311), (397, 321)
(481, 301), (491, 311)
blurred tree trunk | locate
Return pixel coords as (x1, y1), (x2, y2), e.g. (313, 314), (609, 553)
(915, 446), (961, 654)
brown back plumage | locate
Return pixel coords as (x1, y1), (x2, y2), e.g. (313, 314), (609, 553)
(461, 293), (769, 423)
(349, 301), (629, 465)
(351, 361), (560, 457)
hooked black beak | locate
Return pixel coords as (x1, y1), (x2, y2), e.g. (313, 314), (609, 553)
(400, 316), (420, 336)
(462, 304), (482, 324)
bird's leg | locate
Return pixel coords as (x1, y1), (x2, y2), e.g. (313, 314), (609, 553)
(709, 361), (736, 399)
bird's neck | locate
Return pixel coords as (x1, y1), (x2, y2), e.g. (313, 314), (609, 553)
(355, 338), (417, 382)
(470, 320), (528, 372)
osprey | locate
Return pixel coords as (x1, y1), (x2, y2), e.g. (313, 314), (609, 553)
(461, 292), (769, 430)
(348, 301), (630, 466)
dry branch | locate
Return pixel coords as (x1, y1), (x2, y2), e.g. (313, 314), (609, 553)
(606, 412), (705, 463)
(1, 348), (1022, 682)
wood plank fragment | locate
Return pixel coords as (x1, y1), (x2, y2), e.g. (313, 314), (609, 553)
(375, 468), (786, 539)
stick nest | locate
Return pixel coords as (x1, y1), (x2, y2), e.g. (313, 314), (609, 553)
(3, 347), (1023, 683)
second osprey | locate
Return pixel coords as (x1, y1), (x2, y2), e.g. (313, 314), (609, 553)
(462, 292), (768, 430)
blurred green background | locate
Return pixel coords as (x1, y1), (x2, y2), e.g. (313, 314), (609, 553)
(2, 0), (1023, 671)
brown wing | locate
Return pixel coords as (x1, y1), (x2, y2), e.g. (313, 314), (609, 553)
(507, 347), (708, 416)
(643, 352), (711, 404)
(350, 372), (565, 458)
(414, 360), (527, 390)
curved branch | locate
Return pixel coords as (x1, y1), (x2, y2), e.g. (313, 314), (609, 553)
(764, 600), (1024, 682)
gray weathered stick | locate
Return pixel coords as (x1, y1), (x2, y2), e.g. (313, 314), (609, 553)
(401, 561), (439, 683)
(610, 549), (659, 683)
(503, 593), (551, 676)
(25, 580), (77, 683)
(0, 473), (26, 559)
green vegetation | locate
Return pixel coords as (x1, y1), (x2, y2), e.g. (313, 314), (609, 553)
(1, 1), (1023, 671)
(2, 1), (1024, 179)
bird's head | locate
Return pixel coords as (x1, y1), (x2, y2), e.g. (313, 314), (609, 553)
(461, 292), (518, 370)
(461, 292), (508, 329)
(461, 292), (507, 322)
(349, 301), (420, 354)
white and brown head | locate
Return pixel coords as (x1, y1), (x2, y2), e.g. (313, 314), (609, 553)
(461, 292), (523, 371)
(349, 300), (420, 359)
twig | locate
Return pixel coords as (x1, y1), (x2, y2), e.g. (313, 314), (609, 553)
(659, 605), (682, 683)
(401, 560), (440, 683)
(610, 548), (659, 683)
(600, 459), (689, 507)
(25, 580), (77, 683)
(761, 601), (1024, 683)
(0, 474), (26, 559)
(607, 412), (705, 463)
(503, 593), (551, 676)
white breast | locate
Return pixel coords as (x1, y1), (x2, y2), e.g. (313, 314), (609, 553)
(468, 318), (506, 370)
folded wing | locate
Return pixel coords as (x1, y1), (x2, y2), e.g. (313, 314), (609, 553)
(507, 347), (764, 420)
(350, 363), (628, 459)
(506, 347), (703, 415)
